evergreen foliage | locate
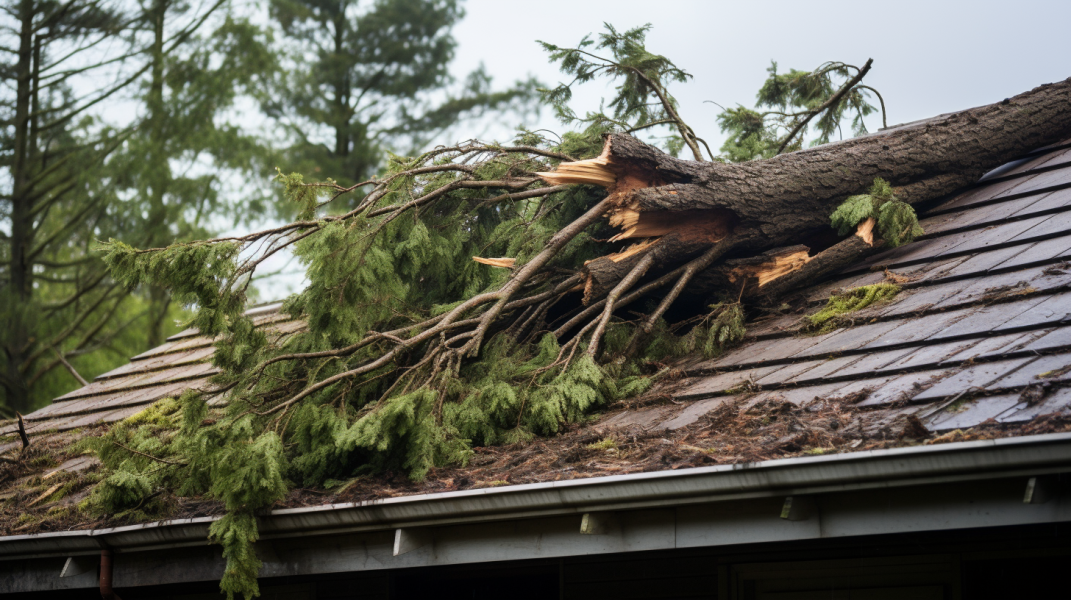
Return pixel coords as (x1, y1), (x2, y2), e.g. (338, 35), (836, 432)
(804, 283), (901, 333)
(1, 0), (156, 415)
(0, 0), (272, 416)
(263, 0), (539, 197)
(107, 1), (276, 347)
(830, 178), (924, 247)
(539, 23), (708, 160)
(717, 60), (883, 161)
(674, 303), (747, 359)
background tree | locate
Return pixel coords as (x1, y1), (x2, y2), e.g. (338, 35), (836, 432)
(0, 0), (273, 414)
(0, 0), (139, 416)
(262, 0), (538, 195)
(106, 0), (275, 346)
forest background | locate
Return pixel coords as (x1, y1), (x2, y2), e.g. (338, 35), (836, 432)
(2, 0), (1070, 416)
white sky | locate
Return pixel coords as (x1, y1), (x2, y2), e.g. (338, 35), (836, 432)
(451, 0), (1071, 149)
(251, 0), (1071, 300)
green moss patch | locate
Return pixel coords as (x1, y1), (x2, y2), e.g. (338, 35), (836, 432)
(803, 283), (901, 334)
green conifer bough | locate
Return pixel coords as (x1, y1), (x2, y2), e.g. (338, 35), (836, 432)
(830, 178), (924, 247)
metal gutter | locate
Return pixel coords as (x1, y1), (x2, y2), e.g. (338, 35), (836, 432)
(5, 431), (1071, 560)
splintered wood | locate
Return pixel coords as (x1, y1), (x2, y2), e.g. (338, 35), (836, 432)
(605, 238), (658, 263)
(535, 147), (615, 188)
(856, 217), (876, 246)
(729, 246), (814, 289)
(472, 256), (516, 268)
(609, 208), (733, 243)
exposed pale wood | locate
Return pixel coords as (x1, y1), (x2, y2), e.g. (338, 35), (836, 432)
(856, 217), (876, 246)
(535, 146), (615, 187)
(757, 251), (812, 288)
(749, 236), (877, 302)
(605, 238), (658, 263)
(609, 208), (733, 243)
(726, 246), (813, 290)
(27, 483), (61, 507)
(472, 256), (516, 268)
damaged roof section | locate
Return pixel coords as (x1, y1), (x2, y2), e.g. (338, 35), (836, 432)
(603, 138), (1071, 440)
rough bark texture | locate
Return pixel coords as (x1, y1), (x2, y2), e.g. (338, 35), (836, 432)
(610, 77), (1071, 244)
(542, 77), (1071, 307)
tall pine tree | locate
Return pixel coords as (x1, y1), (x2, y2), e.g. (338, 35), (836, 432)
(0, 0), (273, 413)
(0, 0), (140, 415)
(262, 0), (538, 193)
(106, 0), (275, 347)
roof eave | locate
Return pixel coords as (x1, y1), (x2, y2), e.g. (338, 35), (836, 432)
(5, 430), (1071, 560)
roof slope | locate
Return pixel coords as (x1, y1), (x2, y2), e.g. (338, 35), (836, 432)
(633, 138), (1071, 437)
(3, 137), (1071, 530)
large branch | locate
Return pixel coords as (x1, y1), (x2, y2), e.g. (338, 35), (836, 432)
(540, 77), (1071, 302)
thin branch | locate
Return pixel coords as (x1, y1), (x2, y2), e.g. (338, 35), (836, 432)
(51, 346), (88, 386)
(16, 413), (29, 449)
(112, 441), (187, 466)
(258, 199), (610, 417)
(857, 85), (888, 129)
(776, 58), (874, 154)
(587, 252), (655, 358)
(625, 238), (735, 355)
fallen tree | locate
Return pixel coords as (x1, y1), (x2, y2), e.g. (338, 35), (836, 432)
(90, 24), (1071, 600)
(554, 81), (1071, 303)
(542, 78), (1071, 351)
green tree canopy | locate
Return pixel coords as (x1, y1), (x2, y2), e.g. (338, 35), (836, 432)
(1, 0), (142, 415)
(0, 0), (275, 414)
(261, 0), (539, 198)
(104, 0), (276, 346)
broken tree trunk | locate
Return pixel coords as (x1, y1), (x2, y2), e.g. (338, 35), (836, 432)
(539, 77), (1071, 306)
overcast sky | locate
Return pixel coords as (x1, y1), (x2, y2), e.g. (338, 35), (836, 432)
(449, 0), (1071, 151)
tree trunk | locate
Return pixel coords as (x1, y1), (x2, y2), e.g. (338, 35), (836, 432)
(3, 0), (38, 414)
(145, 0), (171, 348)
(540, 77), (1071, 303)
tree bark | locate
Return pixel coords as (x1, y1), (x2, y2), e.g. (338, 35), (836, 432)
(145, 0), (171, 348)
(3, 0), (38, 414)
(541, 77), (1071, 304)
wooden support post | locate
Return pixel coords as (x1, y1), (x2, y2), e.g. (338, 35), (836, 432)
(393, 527), (432, 556)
